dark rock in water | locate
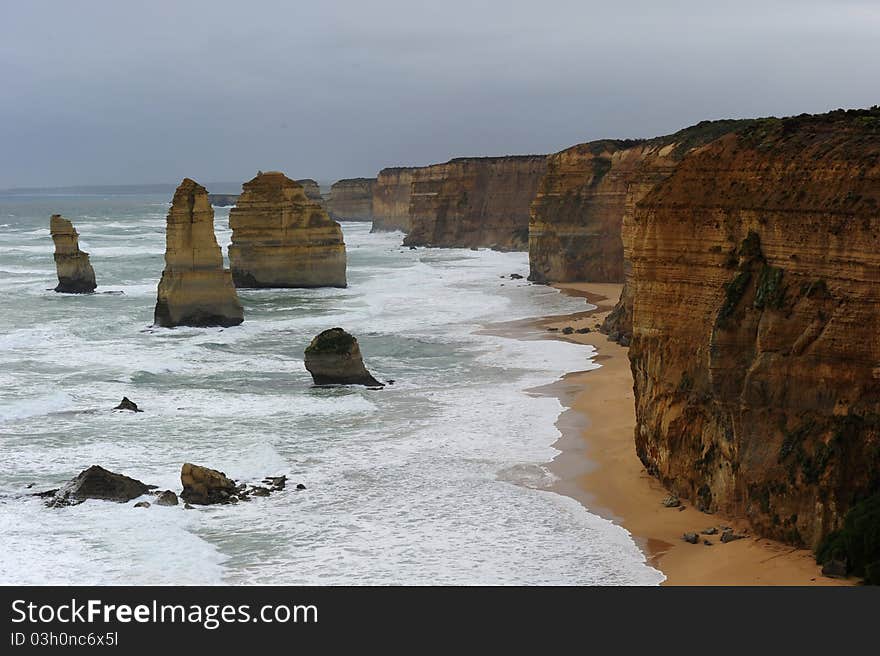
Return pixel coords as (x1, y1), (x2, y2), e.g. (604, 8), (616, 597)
(720, 529), (746, 543)
(296, 483), (306, 490)
(386, 379), (395, 385)
(47, 465), (152, 507)
(701, 527), (718, 535)
(575, 327), (591, 334)
(547, 327), (560, 332)
(184, 503), (195, 510)
(677, 505), (687, 511)
(510, 273), (524, 280)
(683, 532), (699, 544)
(304, 328), (383, 387)
(409, 246), (416, 250)
(562, 326), (574, 335)
(113, 396), (143, 413)
(180, 463), (237, 505)
(263, 476), (286, 491)
(250, 486), (271, 497)
(703, 539), (713, 546)
(155, 490), (179, 506)
(821, 558), (848, 578)
(134, 501), (151, 508)
(662, 494), (681, 508)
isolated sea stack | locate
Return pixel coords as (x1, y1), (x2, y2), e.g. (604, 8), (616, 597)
(153, 178), (244, 328)
(49, 214), (97, 293)
(228, 171), (347, 288)
(304, 328), (382, 387)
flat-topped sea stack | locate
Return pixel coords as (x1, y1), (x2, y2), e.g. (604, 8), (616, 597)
(296, 178), (324, 204)
(371, 167), (418, 233)
(304, 328), (382, 387)
(403, 155), (547, 250)
(326, 177), (375, 221)
(49, 214), (97, 293)
(626, 108), (880, 548)
(154, 178), (243, 328)
(228, 171), (346, 288)
(529, 120), (750, 284)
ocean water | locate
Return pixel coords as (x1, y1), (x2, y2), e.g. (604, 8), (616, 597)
(0, 193), (663, 585)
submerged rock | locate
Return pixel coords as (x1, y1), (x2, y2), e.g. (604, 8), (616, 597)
(180, 463), (237, 505)
(47, 465), (153, 507)
(113, 396), (143, 413)
(304, 328), (382, 387)
(50, 214), (96, 293)
(154, 178), (244, 328)
(683, 532), (700, 544)
(228, 171), (346, 288)
(134, 501), (151, 509)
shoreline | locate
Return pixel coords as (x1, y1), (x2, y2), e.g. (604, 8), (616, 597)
(490, 282), (850, 585)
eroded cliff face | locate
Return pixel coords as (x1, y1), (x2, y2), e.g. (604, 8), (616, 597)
(529, 121), (749, 284)
(371, 167), (417, 233)
(326, 178), (375, 221)
(154, 178), (243, 327)
(49, 214), (97, 293)
(403, 156), (547, 250)
(228, 171), (346, 288)
(628, 109), (880, 547)
(297, 179), (324, 204)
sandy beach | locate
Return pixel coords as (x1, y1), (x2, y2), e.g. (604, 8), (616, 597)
(500, 282), (851, 586)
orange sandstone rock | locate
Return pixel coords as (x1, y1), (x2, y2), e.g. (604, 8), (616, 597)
(50, 214), (97, 293)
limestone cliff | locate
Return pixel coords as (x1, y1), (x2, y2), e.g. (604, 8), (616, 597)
(627, 108), (880, 548)
(326, 177), (375, 221)
(228, 171), (346, 288)
(403, 156), (547, 250)
(372, 167), (417, 233)
(49, 214), (97, 293)
(529, 120), (750, 284)
(154, 178), (244, 327)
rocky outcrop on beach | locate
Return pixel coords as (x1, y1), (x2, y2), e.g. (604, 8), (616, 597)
(529, 120), (750, 284)
(45, 465), (153, 507)
(371, 167), (418, 233)
(49, 214), (97, 293)
(626, 108), (880, 548)
(326, 177), (375, 221)
(304, 327), (383, 386)
(228, 171), (347, 288)
(403, 156), (547, 250)
(154, 178), (244, 328)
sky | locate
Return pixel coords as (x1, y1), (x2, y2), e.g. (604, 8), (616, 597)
(1, 0), (878, 188)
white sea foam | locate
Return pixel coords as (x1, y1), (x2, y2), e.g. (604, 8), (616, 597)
(0, 213), (663, 585)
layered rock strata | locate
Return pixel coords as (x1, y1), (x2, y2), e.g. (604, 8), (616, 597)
(403, 156), (547, 250)
(371, 167), (418, 232)
(304, 328), (382, 386)
(154, 178), (244, 327)
(296, 179), (324, 203)
(49, 214), (97, 293)
(529, 120), (750, 284)
(326, 177), (375, 221)
(627, 108), (880, 548)
(228, 171), (346, 288)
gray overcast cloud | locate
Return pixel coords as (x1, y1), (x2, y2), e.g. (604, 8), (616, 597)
(1, 0), (878, 187)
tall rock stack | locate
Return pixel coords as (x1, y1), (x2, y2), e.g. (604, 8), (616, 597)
(49, 214), (97, 293)
(154, 178), (244, 328)
(326, 177), (375, 221)
(228, 171), (347, 288)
